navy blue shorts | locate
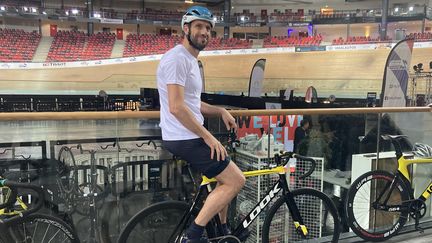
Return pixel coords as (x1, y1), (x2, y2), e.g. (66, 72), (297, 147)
(163, 138), (230, 178)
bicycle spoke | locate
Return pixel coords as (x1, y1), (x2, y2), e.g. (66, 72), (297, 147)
(33, 221), (39, 240)
(47, 228), (62, 243)
(42, 223), (51, 242)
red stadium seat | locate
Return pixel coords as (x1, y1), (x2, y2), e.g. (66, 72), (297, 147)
(0, 28), (41, 62)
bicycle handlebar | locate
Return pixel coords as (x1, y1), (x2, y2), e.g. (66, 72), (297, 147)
(293, 154), (317, 179)
(275, 152), (317, 179)
(224, 130), (316, 179)
(0, 179), (45, 224)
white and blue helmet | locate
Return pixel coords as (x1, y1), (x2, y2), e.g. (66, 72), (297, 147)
(413, 143), (432, 158)
(181, 6), (215, 29)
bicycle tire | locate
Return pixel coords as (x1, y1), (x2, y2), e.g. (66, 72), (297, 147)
(117, 200), (192, 243)
(57, 146), (78, 194)
(3, 213), (80, 243)
(73, 183), (106, 216)
(345, 170), (410, 242)
(262, 188), (340, 243)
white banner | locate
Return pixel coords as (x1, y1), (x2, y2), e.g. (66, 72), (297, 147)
(100, 18), (124, 24)
(381, 39), (414, 107)
(326, 43), (392, 51)
(248, 59), (266, 97)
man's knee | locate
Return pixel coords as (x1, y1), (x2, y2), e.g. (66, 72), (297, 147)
(216, 162), (244, 189)
(237, 173), (246, 190)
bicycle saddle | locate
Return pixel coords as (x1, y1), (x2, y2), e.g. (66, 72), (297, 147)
(381, 135), (408, 140)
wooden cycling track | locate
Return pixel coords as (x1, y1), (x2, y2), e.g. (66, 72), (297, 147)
(0, 47), (431, 97)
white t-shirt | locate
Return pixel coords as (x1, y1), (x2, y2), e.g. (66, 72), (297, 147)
(157, 45), (204, 141)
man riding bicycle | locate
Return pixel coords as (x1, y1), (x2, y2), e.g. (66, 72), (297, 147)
(157, 5), (246, 243)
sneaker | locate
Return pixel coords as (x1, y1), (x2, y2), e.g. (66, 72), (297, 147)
(180, 234), (209, 243)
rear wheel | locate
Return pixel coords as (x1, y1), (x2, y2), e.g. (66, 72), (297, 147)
(117, 201), (192, 243)
(345, 170), (410, 241)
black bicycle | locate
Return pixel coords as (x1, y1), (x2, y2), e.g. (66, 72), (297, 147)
(0, 178), (80, 243)
(117, 151), (341, 243)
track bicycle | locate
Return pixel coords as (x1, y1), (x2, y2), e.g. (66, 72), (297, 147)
(117, 150), (341, 243)
(345, 134), (432, 241)
(0, 178), (80, 243)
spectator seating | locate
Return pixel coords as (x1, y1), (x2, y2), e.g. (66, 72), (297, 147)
(123, 34), (182, 57)
(124, 34), (253, 56)
(206, 37), (253, 50)
(268, 12), (304, 22)
(126, 8), (182, 21)
(80, 32), (115, 60)
(47, 30), (86, 62)
(263, 35), (322, 47)
(406, 32), (432, 41)
(0, 28), (41, 62)
(47, 31), (116, 62)
(314, 13), (346, 19)
(332, 36), (391, 45)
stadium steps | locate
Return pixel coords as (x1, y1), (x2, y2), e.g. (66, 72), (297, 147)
(252, 39), (263, 48)
(111, 39), (125, 58)
(32, 36), (54, 62)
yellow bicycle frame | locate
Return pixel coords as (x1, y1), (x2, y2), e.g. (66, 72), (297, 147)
(199, 165), (309, 236)
(0, 186), (28, 216)
(397, 156), (432, 200)
(201, 166), (287, 185)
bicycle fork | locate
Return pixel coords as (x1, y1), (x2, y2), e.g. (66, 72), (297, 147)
(281, 184), (309, 238)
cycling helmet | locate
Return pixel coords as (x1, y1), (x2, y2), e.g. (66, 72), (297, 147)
(412, 143), (432, 158)
(181, 6), (215, 29)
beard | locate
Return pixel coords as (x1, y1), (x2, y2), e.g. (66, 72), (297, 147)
(187, 29), (208, 51)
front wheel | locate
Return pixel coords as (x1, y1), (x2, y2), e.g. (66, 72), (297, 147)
(345, 170), (410, 242)
(262, 188), (340, 243)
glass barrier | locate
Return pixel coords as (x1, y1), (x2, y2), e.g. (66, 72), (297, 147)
(0, 109), (431, 242)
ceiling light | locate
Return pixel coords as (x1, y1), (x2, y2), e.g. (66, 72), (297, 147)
(71, 9), (78, 15)
(409, 6), (414, 11)
(0, 6), (5, 11)
(395, 7), (399, 12)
